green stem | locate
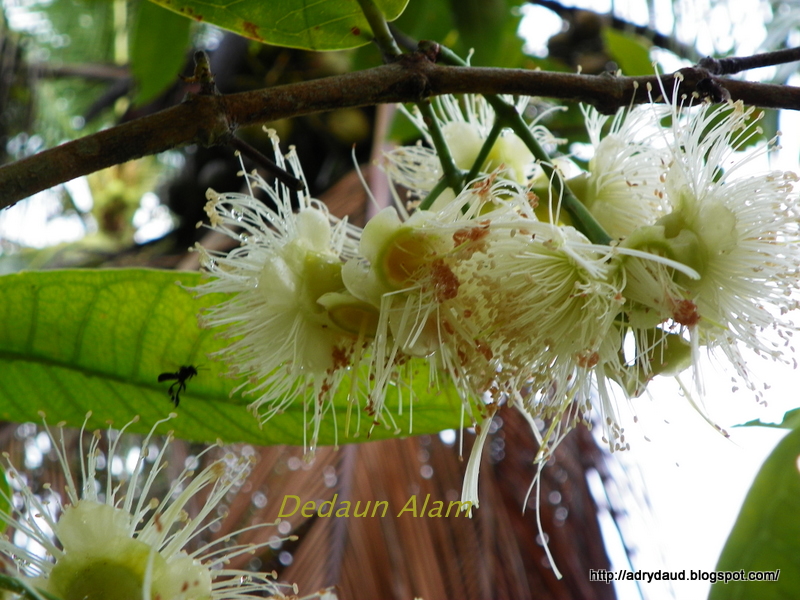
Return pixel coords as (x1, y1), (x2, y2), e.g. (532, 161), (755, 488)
(432, 43), (469, 67)
(418, 177), (450, 211)
(416, 100), (464, 194)
(0, 575), (60, 600)
(430, 43), (612, 245)
(355, 6), (468, 206)
(489, 98), (612, 245)
(355, 0), (402, 58)
(464, 119), (503, 185)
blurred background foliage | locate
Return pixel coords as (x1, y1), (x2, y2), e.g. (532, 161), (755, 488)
(2, 0), (800, 598)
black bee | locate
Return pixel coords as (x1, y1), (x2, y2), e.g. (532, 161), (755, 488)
(157, 366), (198, 407)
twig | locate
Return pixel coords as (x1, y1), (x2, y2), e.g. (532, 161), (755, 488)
(436, 43), (613, 245)
(418, 177), (450, 211)
(31, 62), (131, 81)
(389, 23), (418, 54)
(416, 100), (464, 193)
(182, 51), (219, 96)
(228, 137), (305, 191)
(355, 0), (402, 59)
(463, 119), (503, 185)
(1, 52), (800, 211)
(529, 0), (700, 61)
(699, 47), (800, 75)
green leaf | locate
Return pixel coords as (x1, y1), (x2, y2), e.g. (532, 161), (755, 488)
(447, 0), (525, 68)
(130, 1), (192, 106)
(739, 407), (800, 430)
(709, 427), (799, 599)
(0, 269), (462, 446)
(150, 0), (409, 51)
(602, 29), (653, 76)
(351, 0), (458, 81)
(395, 0), (455, 45)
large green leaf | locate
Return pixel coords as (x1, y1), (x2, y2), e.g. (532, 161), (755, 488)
(709, 427), (799, 599)
(150, 0), (409, 51)
(130, 1), (192, 106)
(0, 269), (462, 445)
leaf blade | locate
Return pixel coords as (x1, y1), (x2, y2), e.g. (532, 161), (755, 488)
(0, 269), (462, 446)
(130, 1), (192, 106)
(709, 427), (800, 599)
(151, 0), (409, 51)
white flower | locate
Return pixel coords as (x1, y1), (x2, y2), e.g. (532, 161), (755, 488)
(192, 133), (376, 453)
(0, 414), (329, 600)
(621, 96), (800, 397)
(572, 104), (671, 239)
(385, 94), (563, 206)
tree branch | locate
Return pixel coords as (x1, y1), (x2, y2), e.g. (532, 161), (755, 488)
(699, 47), (800, 75)
(528, 0), (700, 61)
(1, 53), (799, 211)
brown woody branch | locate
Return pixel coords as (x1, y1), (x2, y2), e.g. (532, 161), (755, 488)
(698, 47), (800, 75)
(2, 53), (799, 211)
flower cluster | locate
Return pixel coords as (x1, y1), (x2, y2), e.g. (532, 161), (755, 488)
(192, 88), (800, 508)
(0, 414), (335, 600)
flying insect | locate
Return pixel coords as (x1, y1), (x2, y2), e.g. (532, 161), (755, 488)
(158, 365), (198, 407)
